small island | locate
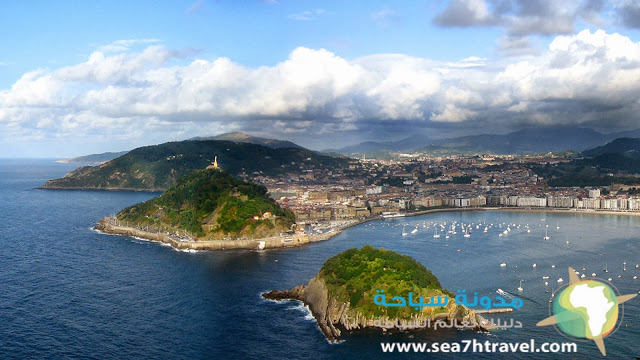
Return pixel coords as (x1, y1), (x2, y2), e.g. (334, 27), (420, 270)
(94, 167), (324, 251)
(263, 245), (487, 342)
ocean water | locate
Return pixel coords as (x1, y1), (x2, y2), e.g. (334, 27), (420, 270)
(1, 159), (639, 359)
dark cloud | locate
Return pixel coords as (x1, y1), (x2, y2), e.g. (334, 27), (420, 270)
(434, 0), (605, 36)
(433, 0), (498, 27)
(618, 1), (640, 28)
(497, 36), (540, 56)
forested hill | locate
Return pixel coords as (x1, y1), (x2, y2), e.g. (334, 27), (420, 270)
(42, 139), (351, 191)
(116, 168), (296, 239)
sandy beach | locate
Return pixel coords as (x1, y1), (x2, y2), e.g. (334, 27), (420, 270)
(94, 206), (640, 252)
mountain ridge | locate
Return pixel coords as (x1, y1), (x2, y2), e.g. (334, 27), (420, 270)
(325, 127), (640, 155)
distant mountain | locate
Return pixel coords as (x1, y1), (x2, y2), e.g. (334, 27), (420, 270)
(57, 151), (129, 164)
(329, 127), (637, 155)
(429, 127), (609, 154)
(191, 132), (303, 149)
(324, 134), (430, 153)
(581, 137), (640, 159)
(41, 139), (351, 191)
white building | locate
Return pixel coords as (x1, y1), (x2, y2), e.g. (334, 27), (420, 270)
(516, 197), (547, 207)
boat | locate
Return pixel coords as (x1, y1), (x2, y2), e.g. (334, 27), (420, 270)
(557, 278), (564, 283)
(517, 280), (523, 292)
(532, 263), (537, 268)
(463, 233), (471, 238)
(551, 265), (556, 268)
(608, 277), (613, 281)
(591, 272), (597, 277)
(634, 276), (638, 280)
(544, 281), (548, 286)
(580, 274), (586, 278)
(411, 227), (418, 234)
(542, 276), (549, 279)
(500, 263), (507, 267)
(456, 249), (461, 252)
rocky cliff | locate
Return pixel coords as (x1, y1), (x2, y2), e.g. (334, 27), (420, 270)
(263, 274), (484, 342)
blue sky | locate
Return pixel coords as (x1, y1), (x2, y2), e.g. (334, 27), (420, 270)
(2, 0), (640, 157)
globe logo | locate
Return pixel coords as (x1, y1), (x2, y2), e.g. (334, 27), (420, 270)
(537, 267), (637, 356)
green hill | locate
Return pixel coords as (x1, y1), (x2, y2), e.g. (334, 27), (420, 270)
(319, 245), (455, 319)
(263, 246), (472, 341)
(117, 168), (295, 239)
(59, 151), (129, 164)
(42, 139), (351, 191)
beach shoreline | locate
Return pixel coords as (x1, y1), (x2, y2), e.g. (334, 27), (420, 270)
(94, 206), (640, 252)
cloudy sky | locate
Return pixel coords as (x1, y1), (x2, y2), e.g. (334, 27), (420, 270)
(2, 0), (640, 157)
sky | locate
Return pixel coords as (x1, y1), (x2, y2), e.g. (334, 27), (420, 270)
(2, 0), (640, 157)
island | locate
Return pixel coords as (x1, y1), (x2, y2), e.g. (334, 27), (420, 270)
(262, 245), (487, 342)
(94, 168), (325, 251)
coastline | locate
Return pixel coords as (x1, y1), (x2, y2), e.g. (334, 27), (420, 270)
(493, 207), (640, 217)
(94, 206), (640, 252)
(94, 217), (348, 251)
(39, 185), (165, 192)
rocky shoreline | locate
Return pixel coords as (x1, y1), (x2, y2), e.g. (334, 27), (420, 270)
(262, 276), (487, 342)
(93, 217), (342, 251)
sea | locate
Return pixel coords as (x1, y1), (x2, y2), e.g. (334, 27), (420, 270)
(1, 159), (639, 359)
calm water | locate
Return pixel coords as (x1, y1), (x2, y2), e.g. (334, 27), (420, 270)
(1, 159), (639, 359)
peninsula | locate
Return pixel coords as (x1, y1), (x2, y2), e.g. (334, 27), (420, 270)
(95, 168), (306, 250)
(263, 245), (487, 342)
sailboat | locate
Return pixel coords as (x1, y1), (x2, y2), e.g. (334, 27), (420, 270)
(623, 261), (627, 272)
(603, 263), (608, 273)
(433, 227), (440, 238)
(517, 279), (523, 292)
(543, 227), (550, 240)
(556, 221), (560, 230)
(402, 227), (408, 237)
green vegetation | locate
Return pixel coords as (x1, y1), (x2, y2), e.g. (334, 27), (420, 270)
(42, 139), (352, 190)
(117, 169), (295, 239)
(320, 245), (456, 319)
(63, 151), (129, 164)
(532, 154), (640, 187)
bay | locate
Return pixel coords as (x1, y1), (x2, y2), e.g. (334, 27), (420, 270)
(1, 159), (638, 359)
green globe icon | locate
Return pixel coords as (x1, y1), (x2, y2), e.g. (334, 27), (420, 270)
(537, 267), (637, 356)
(552, 280), (618, 339)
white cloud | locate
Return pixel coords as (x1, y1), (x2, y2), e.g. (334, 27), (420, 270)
(96, 39), (162, 53)
(288, 9), (327, 21)
(3, 30), (640, 146)
(370, 9), (403, 27)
